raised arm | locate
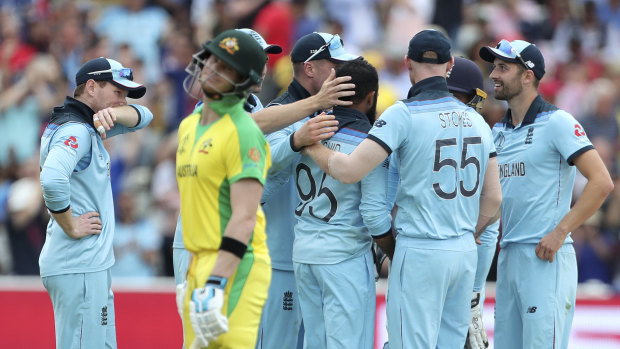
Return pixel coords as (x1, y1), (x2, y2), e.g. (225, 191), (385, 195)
(93, 104), (153, 138)
(303, 137), (389, 184)
(252, 69), (354, 133)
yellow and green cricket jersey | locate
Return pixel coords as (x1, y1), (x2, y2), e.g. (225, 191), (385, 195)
(176, 100), (271, 257)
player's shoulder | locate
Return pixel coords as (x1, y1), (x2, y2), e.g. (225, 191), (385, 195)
(51, 121), (93, 139)
(546, 108), (576, 124)
(379, 100), (409, 120)
(229, 112), (267, 144)
(179, 111), (200, 130)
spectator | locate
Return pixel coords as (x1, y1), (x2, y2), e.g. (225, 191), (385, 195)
(112, 189), (161, 278)
(95, 0), (171, 83)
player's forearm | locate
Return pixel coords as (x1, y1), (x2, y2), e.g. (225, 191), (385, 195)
(114, 104), (153, 128)
(50, 209), (79, 238)
(475, 157), (502, 238)
(555, 174), (614, 238)
(474, 211), (500, 240)
(254, 98), (319, 134)
(210, 217), (256, 279)
(109, 105), (140, 127)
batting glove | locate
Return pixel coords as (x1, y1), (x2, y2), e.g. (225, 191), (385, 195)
(371, 242), (387, 281)
(465, 292), (489, 349)
(176, 281), (187, 319)
(190, 276), (229, 348)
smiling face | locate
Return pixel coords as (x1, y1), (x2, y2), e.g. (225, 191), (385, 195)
(489, 58), (525, 101)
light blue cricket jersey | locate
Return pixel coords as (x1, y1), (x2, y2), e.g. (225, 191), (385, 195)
(258, 80), (313, 271)
(171, 94), (264, 250)
(492, 95), (593, 248)
(368, 77), (496, 240)
(261, 123), (300, 271)
(39, 98), (152, 277)
(295, 107), (390, 264)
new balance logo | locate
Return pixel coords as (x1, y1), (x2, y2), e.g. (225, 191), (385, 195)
(283, 291), (293, 311)
(373, 120), (386, 128)
(526, 306), (537, 314)
(101, 306), (108, 325)
(525, 127), (534, 144)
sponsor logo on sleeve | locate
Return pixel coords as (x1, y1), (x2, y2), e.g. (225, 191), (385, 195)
(373, 119), (386, 128)
(574, 124), (586, 137)
(248, 147), (260, 162)
(63, 136), (78, 149)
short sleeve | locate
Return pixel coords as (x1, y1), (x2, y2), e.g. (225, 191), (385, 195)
(547, 111), (594, 165)
(367, 101), (410, 154)
(227, 123), (271, 185)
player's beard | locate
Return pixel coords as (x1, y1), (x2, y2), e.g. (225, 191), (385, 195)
(365, 93), (378, 124)
(494, 76), (523, 101)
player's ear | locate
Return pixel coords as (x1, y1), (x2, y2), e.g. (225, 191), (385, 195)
(364, 90), (376, 109)
(404, 55), (412, 72)
(85, 79), (98, 97)
(303, 61), (314, 78)
(445, 56), (455, 75)
(522, 69), (535, 87)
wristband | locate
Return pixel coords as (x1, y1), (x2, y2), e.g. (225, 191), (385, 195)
(206, 276), (228, 289)
(290, 132), (304, 152)
(220, 236), (247, 259)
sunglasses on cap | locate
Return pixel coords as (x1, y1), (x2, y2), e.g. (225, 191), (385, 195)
(495, 40), (530, 71)
(88, 68), (134, 81)
(303, 35), (338, 64)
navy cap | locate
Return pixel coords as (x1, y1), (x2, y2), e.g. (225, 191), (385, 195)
(290, 32), (360, 63)
(407, 29), (451, 64)
(479, 39), (545, 79)
(447, 57), (484, 95)
(75, 57), (146, 99)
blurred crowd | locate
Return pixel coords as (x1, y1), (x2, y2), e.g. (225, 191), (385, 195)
(1, 0), (619, 293)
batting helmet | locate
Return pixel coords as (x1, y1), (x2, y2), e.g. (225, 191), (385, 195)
(184, 29), (267, 100)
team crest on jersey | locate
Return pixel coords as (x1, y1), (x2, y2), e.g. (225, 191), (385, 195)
(494, 132), (505, 152)
(219, 37), (239, 55)
(63, 136), (78, 149)
(525, 127), (534, 144)
(248, 147), (260, 162)
(198, 138), (213, 154)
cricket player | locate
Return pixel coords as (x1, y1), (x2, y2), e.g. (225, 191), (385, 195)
(171, 28), (355, 349)
(303, 29), (502, 349)
(256, 32), (360, 349)
(479, 39), (613, 349)
(175, 29), (271, 348)
(39, 57), (152, 348)
(268, 59), (392, 349)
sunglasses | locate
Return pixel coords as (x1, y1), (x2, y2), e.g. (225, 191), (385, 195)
(88, 68), (134, 81)
(304, 35), (338, 64)
(495, 40), (530, 71)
